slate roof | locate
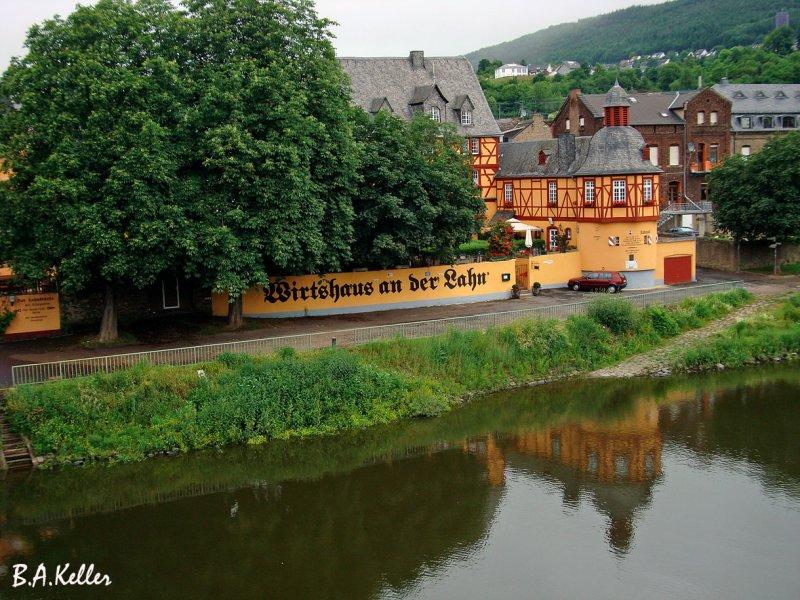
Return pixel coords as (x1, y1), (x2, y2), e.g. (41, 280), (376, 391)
(338, 53), (502, 137)
(604, 81), (631, 107)
(496, 128), (661, 178)
(580, 91), (699, 125)
(712, 83), (800, 115)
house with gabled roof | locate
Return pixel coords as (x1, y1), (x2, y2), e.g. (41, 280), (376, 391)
(339, 50), (503, 218)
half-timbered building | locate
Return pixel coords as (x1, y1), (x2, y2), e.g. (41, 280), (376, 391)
(495, 82), (692, 289)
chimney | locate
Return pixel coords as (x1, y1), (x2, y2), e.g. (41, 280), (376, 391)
(720, 77), (730, 86)
(568, 89), (581, 134)
(410, 50), (425, 69)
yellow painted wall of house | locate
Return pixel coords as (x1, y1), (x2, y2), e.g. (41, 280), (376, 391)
(212, 260), (518, 318)
(1, 293), (61, 338)
(576, 222), (659, 273)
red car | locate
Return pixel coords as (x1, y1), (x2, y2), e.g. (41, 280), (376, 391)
(567, 272), (627, 294)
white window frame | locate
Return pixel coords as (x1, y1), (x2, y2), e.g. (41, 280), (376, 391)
(669, 145), (680, 166)
(161, 278), (180, 310)
(710, 111), (718, 125)
(612, 179), (627, 204)
(584, 179), (595, 204)
(709, 144), (719, 164)
(565, 118), (571, 131)
(697, 111), (705, 125)
(430, 106), (441, 122)
(548, 180), (558, 205)
(643, 178), (653, 203)
(548, 227), (558, 251)
(741, 145), (751, 157)
(648, 145), (659, 167)
(579, 117), (585, 128)
(740, 116), (751, 129)
(470, 138), (480, 155)
(472, 169), (479, 185)
(460, 108), (473, 126)
(504, 182), (513, 204)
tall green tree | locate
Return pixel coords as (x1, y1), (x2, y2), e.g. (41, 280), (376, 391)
(763, 26), (797, 56)
(350, 111), (484, 270)
(181, 0), (358, 327)
(708, 133), (800, 272)
(0, 0), (192, 342)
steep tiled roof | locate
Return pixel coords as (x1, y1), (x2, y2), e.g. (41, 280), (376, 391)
(496, 128), (661, 178)
(338, 54), (501, 137)
(712, 83), (800, 114)
(580, 91), (699, 125)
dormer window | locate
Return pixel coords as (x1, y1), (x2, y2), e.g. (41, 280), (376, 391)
(740, 116), (752, 129)
(460, 108), (473, 126)
(538, 150), (547, 165)
(733, 91), (747, 99)
(783, 116), (796, 128)
(429, 106), (441, 122)
(763, 116), (774, 128)
(776, 91), (787, 99)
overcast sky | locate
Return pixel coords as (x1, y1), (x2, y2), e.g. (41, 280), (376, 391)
(0, 0), (664, 71)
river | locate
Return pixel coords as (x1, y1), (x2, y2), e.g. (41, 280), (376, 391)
(1, 366), (799, 599)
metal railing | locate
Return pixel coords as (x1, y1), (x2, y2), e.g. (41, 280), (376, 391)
(10, 280), (744, 386)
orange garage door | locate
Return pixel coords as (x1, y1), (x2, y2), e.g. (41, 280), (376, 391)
(664, 255), (692, 285)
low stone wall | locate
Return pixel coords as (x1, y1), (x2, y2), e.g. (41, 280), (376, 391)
(697, 238), (800, 271)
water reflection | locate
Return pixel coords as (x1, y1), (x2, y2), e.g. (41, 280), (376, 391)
(0, 366), (798, 599)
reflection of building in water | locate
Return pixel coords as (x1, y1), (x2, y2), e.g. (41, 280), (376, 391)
(465, 399), (663, 555)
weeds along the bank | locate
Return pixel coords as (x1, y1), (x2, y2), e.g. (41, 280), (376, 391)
(5, 288), (752, 465)
(675, 293), (800, 371)
(353, 288), (753, 394)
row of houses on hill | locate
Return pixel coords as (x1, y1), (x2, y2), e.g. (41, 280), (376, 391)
(494, 61), (580, 79)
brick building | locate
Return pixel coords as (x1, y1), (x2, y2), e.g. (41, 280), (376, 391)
(551, 86), (731, 216)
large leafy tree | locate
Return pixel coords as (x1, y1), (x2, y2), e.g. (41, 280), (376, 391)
(708, 132), (800, 272)
(351, 110), (484, 269)
(0, 0), (193, 342)
(181, 0), (358, 327)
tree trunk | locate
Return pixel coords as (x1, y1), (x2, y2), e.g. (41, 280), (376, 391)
(227, 296), (243, 330)
(98, 283), (119, 343)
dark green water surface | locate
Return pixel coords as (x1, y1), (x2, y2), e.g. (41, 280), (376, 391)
(1, 366), (799, 599)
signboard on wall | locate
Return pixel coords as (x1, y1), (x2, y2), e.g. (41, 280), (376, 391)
(212, 260), (517, 318)
(1, 293), (61, 339)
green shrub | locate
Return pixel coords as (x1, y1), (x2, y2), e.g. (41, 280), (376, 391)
(0, 309), (16, 335)
(643, 305), (681, 338)
(587, 297), (638, 334)
(457, 240), (490, 254)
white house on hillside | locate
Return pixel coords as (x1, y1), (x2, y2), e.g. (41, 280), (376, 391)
(494, 63), (529, 78)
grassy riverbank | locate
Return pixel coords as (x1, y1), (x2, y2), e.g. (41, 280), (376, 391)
(5, 289), (752, 465)
(675, 293), (800, 371)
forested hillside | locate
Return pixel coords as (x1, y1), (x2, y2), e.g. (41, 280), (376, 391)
(467, 0), (799, 67)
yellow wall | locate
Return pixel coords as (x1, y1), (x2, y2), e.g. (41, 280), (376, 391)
(1, 293), (61, 338)
(212, 260), (518, 318)
(527, 252), (583, 288)
(577, 222), (658, 273)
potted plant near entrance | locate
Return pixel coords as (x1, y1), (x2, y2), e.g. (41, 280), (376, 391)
(511, 284), (521, 299)
(532, 282), (542, 296)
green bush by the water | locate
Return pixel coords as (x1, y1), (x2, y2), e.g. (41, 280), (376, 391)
(6, 350), (451, 464)
(677, 293), (800, 371)
(6, 288), (752, 465)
